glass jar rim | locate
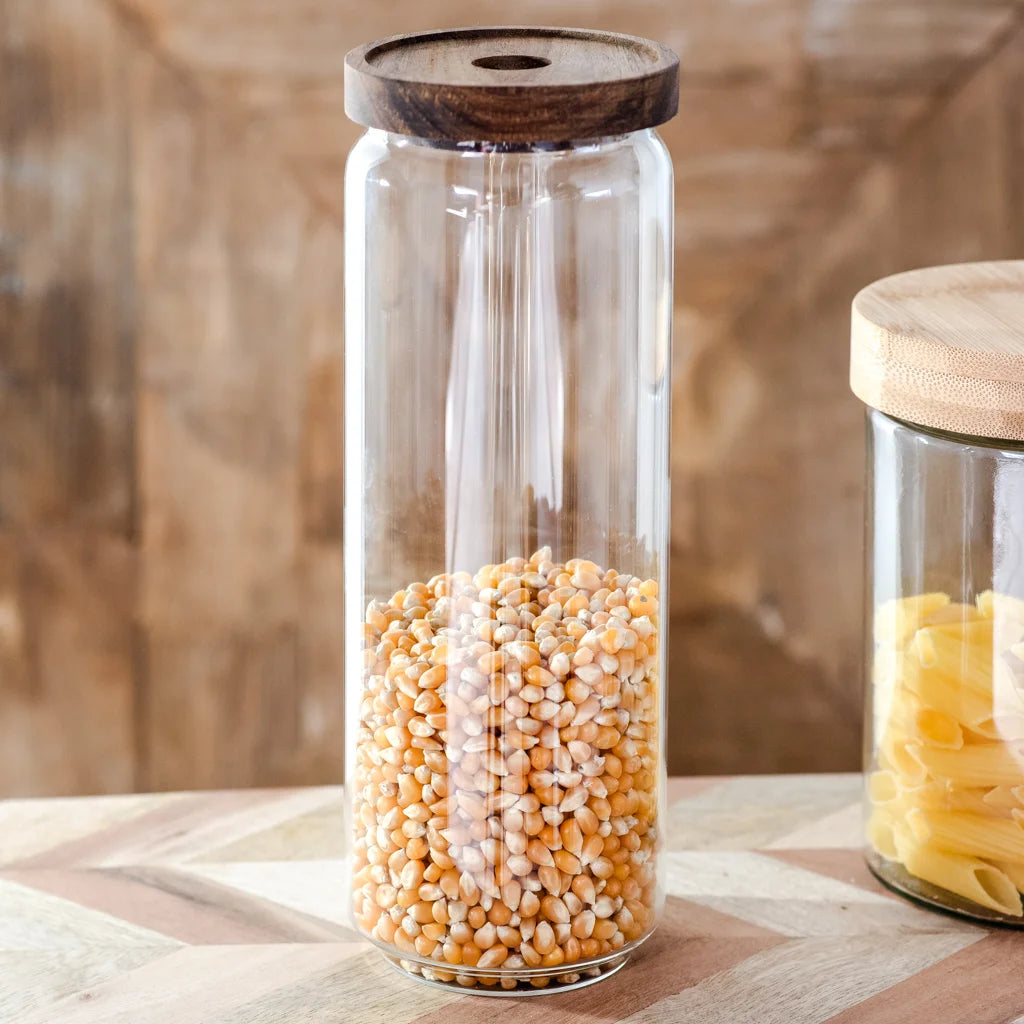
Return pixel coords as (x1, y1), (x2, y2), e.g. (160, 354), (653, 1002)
(871, 409), (1024, 454)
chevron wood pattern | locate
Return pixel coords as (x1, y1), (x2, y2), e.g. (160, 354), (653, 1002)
(2, 1), (1024, 793)
(2, 775), (1022, 1022)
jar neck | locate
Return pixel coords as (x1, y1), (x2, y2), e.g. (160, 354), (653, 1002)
(373, 126), (645, 155)
(871, 409), (1024, 454)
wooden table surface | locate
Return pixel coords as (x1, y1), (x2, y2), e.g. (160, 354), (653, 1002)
(2, 774), (1023, 1023)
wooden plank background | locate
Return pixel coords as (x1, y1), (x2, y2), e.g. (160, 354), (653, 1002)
(1, 0), (1022, 794)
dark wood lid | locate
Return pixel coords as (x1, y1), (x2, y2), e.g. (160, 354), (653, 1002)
(344, 27), (679, 143)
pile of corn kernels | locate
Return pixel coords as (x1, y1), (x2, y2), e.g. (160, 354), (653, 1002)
(351, 549), (660, 990)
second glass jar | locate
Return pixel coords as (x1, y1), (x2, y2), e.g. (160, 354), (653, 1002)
(864, 410), (1024, 924)
(853, 262), (1024, 924)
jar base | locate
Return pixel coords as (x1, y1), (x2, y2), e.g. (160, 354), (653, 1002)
(866, 849), (1024, 928)
(361, 927), (656, 996)
(380, 949), (630, 995)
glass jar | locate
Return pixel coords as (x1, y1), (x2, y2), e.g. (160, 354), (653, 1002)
(853, 261), (1024, 923)
(343, 28), (677, 992)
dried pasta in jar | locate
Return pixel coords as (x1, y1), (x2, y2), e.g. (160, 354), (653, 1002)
(867, 590), (1024, 919)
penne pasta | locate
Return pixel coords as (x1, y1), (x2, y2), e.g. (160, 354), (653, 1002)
(897, 780), (1013, 819)
(885, 688), (963, 750)
(983, 786), (1024, 812)
(866, 807), (899, 860)
(893, 829), (1022, 916)
(918, 617), (992, 645)
(880, 734), (929, 786)
(867, 770), (899, 806)
(896, 656), (994, 730)
(908, 742), (1024, 788)
(874, 593), (950, 648)
(966, 715), (1024, 742)
(912, 621), (994, 696)
(919, 603), (984, 628)
(977, 590), (1024, 626)
(990, 859), (1024, 894)
(907, 807), (1024, 863)
(916, 708), (966, 749)
(870, 590), (1024, 915)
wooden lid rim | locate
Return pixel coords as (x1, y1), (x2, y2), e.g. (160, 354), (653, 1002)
(344, 26), (679, 143)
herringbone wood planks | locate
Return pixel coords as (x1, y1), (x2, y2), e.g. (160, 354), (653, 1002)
(2, 775), (1020, 1022)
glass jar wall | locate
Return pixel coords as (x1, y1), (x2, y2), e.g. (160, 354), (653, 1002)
(864, 410), (1024, 923)
(343, 122), (673, 989)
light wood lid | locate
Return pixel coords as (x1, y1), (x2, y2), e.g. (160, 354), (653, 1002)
(344, 27), (678, 143)
(851, 261), (1024, 441)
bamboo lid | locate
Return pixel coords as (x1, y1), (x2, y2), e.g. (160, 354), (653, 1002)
(850, 262), (1024, 441)
(344, 27), (679, 143)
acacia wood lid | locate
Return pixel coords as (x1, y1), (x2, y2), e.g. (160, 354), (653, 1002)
(850, 262), (1024, 441)
(344, 26), (679, 143)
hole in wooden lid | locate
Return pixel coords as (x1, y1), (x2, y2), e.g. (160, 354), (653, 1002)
(471, 54), (551, 71)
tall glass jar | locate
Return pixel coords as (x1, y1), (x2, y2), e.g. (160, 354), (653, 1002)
(343, 28), (677, 992)
(853, 261), (1024, 924)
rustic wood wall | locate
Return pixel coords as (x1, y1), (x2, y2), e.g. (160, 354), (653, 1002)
(1, 0), (1022, 795)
